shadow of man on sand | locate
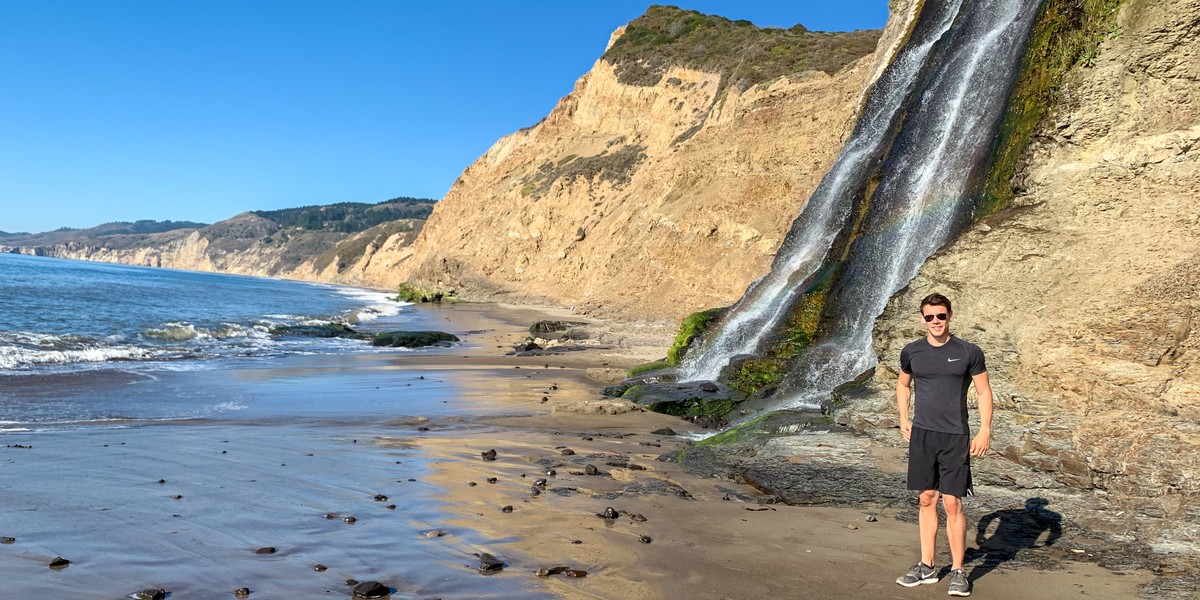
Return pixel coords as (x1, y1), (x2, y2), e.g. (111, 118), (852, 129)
(967, 497), (1063, 583)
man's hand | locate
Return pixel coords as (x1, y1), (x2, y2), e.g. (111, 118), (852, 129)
(969, 429), (991, 457)
(900, 419), (912, 442)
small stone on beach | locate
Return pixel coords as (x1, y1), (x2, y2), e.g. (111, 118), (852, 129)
(560, 449), (575, 456)
(314, 564), (328, 572)
(255, 547), (276, 554)
(487, 477), (498, 484)
(343, 516), (357, 524)
(501, 505), (514, 513)
(866, 514), (878, 522)
(481, 449), (497, 461)
(477, 552), (505, 573)
(132, 589), (166, 600)
(373, 494), (388, 501)
(351, 581), (390, 599)
(650, 428), (677, 436)
(48, 556), (70, 570)
(0, 537), (14, 544)
(640, 535), (652, 544)
(234, 587), (250, 598)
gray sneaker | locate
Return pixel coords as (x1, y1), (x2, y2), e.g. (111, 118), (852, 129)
(947, 569), (971, 596)
(896, 562), (939, 587)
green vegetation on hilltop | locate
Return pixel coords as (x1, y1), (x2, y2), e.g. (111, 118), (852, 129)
(981, 0), (1126, 215)
(604, 5), (880, 89)
(251, 197), (435, 233)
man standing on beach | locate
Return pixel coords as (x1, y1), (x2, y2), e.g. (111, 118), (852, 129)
(895, 292), (993, 597)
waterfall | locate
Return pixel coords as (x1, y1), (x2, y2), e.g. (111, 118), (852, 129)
(682, 0), (1043, 407)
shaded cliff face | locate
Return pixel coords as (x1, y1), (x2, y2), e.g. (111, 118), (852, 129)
(843, 0), (1199, 554)
(390, 17), (884, 321)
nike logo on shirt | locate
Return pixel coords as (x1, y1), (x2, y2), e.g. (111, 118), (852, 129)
(947, 358), (961, 362)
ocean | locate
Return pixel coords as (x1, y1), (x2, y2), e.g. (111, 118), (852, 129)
(0, 253), (558, 598)
(0, 252), (454, 429)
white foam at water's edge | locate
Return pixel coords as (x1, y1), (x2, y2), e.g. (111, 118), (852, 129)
(334, 288), (411, 323)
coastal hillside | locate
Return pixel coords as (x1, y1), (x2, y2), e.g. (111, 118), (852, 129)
(2, 198), (435, 285)
(379, 6), (888, 321)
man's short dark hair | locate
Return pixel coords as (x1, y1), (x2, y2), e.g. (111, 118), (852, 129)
(920, 292), (953, 314)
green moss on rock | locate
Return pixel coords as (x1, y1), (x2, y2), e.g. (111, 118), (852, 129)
(396, 283), (454, 303)
(729, 357), (786, 394)
(628, 359), (673, 378)
(981, 0), (1125, 215)
(667, 307), (725, 366)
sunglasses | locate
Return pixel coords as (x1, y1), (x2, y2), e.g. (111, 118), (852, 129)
(923, 313), (949, 322)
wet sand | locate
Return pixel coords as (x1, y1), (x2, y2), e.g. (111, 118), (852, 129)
(0, 302), (1154, 599)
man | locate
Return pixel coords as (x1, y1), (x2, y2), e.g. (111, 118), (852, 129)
(895, 292), (993, 597)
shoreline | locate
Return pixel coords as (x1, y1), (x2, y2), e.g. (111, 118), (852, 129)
(0, 300), (1157, 599)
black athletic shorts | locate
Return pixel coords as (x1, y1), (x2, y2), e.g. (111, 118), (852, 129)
(907, 427), (973, 497)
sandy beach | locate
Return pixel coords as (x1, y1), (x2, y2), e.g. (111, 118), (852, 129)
(0, 302), (1155, 599)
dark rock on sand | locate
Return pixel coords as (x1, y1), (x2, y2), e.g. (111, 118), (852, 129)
(533, 478), (548, 488)
(536, 565), (570, 577)
(351, 581), (390, 599)
(585, 464), (600, 476)
(234, 587), (251, 598)
(640, 535), (653, 543)
(133, 589), (166, 600)
(480, 449), (497, 461)
(501, 505), (514, 513)
(529, 320), (586, 335)
(255, 547), (277, 554)
(371, 331), (459, 348)
(566, 569), (588, 578)
(599, 507), (619, 519)
(477, 552), (505, 573)
(650, 427), (677, 436)
(343, 516), (357, 524)
(560, 448), (575, 456)
(373, 494), (389, 501)
(0, 536), (14, 544)
(48, 556), (70, 569)
(314, 564), (328, 572)
(270, 323), (360, 339)
(486, 477), (498, 484)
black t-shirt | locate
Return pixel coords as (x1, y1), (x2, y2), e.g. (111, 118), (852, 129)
(900, 335), (986, 435)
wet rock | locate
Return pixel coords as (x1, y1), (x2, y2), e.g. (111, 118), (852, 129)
(560, 449), (575, 456)
(545, 469), (556, 476)
(533, 478), (548, 488)
(486, 477), (498, 484)
(345, 579), (358, 586)
(373, 494), (388, 502)
(132, 590), (166, 600)
(171, 495), (183, 500)
(599, 507), (619, 519)
(371, 331), (459, 348)
(530, 486), (541, 496)
(566, 569), (588, 578)
(585, 464), (600, 476)
(48, 556), (70, 569)
(631, 513), (648, 522)
(481, 449), (497, 461)
(255, 547), (276, 554)
(650, 427), (677, 436)
(424, 529), (446, 538)
(536, 565), (570, 577)
(866, 514), (878, 522)
(530, 320), (586, 335)
(501, 505), (514, 513)
(386, 504), (396, 510)
(477, 552), (505, 573)
(628, 463), (646, 471)
(343, 516), (357, 524)
(325, 513), (339, 519)
(314, 564), (328, 572)
(352, 581), (390, 598)
(0, 537), (14, 544)
(699, 382), (719, 393)
(157, 479), (166, 484)
(639, 535), (653, 544)
(234, 588), (250, 598)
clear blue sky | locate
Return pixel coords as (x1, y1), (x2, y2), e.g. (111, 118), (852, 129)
(0, 1), (888, 234)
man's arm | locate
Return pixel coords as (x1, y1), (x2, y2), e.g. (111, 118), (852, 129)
(969, 371), (993, 457)
(896, 370), (913, 442)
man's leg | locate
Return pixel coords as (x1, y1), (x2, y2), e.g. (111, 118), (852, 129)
(919, 489), (940, 566)
(943, 494), (966, 570)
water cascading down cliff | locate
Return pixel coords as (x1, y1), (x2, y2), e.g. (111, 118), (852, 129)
(681, 0), (1043, 409)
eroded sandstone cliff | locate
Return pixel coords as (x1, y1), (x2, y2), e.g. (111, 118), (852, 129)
(386, 12), (886, 322)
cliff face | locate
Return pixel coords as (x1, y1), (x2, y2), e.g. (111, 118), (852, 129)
(841, 0), (1199, 553)
(385, 25), (886, 321)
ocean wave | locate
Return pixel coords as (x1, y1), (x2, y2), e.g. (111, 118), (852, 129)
(335, 288), (410, 323)
(142, 321), (272, 342)
(0, 343), (172, 370)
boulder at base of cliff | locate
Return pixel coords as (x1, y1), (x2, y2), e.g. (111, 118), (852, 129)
(621, 382), (744, 420)
(370, 331), (460, 348)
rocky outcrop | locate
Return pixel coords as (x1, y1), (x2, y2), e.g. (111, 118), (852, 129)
(387, 19), (885, 322)
(834, 0), (1200, 573)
